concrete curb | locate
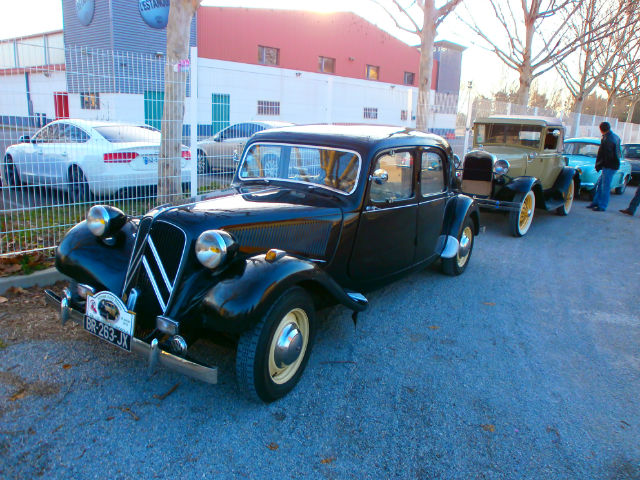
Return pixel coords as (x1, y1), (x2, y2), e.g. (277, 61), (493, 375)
(0, 267), (69, 295)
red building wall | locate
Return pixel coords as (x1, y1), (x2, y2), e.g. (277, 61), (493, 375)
(197, 7), (433, 86)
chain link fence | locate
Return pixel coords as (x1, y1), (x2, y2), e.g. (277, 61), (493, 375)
(1, 37), (639, 257)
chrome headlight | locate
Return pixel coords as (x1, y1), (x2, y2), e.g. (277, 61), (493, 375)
(86, 205), (126, 237)
(195, 230), (236, 269)
(493, 159), (510, 176)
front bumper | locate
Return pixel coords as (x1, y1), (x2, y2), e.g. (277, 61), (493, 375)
(44, 289), (218, 384)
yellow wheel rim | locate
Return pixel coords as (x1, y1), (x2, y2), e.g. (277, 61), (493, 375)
(564, 181), (574, 213)
(519, 192), (534, 231)
(457, 226), (473, 268)
(268, 308), (309, 385)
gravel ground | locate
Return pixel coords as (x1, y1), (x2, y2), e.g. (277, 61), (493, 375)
(0, 190), (638, 479)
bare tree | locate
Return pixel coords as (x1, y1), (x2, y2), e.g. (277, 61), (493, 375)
(462, 0), (614, 106)
(373, 0), (464, 131)
(556, 0), (635, 135)
(158, 0), (202, 202)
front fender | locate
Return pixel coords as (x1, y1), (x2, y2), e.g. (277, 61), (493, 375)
(201, 254), (367, 334)
(55, 221), (136, 294)
(552, 166), (579, 194)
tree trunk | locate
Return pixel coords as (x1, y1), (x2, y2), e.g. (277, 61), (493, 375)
(516, 8), (535, 106)
(627, 97), (639, 123)
(158, 0), (200, 202)
(572, 98), (585, 137)
(605, 94), (615, 118)
(415, 0), (436, 132)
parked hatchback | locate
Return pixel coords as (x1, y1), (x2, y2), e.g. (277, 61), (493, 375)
(622, 143), (640, 183)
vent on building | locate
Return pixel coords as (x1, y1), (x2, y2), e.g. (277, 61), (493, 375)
(258, 100), (280, 116)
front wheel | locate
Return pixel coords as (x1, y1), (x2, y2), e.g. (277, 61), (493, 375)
(509, 189), (535, 237)
(556, 179), (575, 216)
(236, 287), (315, 403)
(442, 217), (475, 276)
(3, 157), (21, 186)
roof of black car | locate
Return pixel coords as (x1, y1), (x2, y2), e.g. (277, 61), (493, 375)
(250, 124), (449, 151)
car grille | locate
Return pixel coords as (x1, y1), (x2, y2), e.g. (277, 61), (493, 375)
(124, 219), (187, 322)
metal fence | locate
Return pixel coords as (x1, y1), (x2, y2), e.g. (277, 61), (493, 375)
(1, 38), (639, 257)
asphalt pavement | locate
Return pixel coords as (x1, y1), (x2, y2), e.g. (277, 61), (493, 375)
(0, 189), (638, 479)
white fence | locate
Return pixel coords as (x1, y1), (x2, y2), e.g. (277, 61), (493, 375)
(0, 40), (638, 257)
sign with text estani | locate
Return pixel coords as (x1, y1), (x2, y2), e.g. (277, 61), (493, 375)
(139, 0), (170, 29)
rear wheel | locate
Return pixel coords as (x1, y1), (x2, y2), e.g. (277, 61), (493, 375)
(509, 189), (535, 237)
(236, 287), (315, 403)
(68, 166), (90, 202)
(556, 179), (575, 216)
(3, 156), (21, 186)
(442, 217), (474, 276)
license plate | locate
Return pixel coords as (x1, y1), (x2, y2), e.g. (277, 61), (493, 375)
(142, 154), (158, 165)
(85, 292), (135, 352)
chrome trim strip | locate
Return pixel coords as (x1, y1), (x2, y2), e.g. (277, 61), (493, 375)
(147, 237), (173, 294)
(142, 256), (167, 312)
(155, 220), (189, 313)
(44, 290), (218, 384)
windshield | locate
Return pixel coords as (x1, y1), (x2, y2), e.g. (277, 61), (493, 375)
(95, 125), (161, 143)
(475, 123), (543, 149)
(563, 142), (598, 157)
(238, 143), (361, 194)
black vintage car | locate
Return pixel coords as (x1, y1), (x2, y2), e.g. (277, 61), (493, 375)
(46, 125), (479, 402)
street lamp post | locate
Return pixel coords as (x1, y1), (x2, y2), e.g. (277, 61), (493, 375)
(463, 81), (473, 155)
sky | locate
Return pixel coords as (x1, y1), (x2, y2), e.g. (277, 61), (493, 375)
(0, 0), (518, 97)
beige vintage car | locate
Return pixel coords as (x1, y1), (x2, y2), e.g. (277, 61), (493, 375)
(460, 116), (579, 237)
(196, 121), (293, 174)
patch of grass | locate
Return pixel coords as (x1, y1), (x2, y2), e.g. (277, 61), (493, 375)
(0, 338), (7, 349)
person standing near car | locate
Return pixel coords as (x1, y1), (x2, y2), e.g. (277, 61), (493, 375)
(619, 185), (640, 217)
(588, 122), (621, 211)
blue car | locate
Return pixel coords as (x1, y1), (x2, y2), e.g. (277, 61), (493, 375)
(563, 137), (632, 198)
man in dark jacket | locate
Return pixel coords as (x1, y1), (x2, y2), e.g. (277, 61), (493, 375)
(587, 122), (621, 211)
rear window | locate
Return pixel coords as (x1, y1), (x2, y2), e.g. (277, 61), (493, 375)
(95, 125), (161, 143)
(239, 143), (361, 194)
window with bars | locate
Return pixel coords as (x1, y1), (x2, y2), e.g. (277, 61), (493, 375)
(318, 56), (335, 73)
(401, 110), (408, 121)
(258, 100), (280, 116)
(364, 107), (378, 119)
(258, 45), (279, 65)
(404, 72), (415, 85)
(366, 65), (379, 80)
(80, 92), (100, 110)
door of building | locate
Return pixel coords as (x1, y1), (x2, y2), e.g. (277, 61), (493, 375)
(144, 91), (164, 130)
(212, 93), (230, 135)
(53, 92), (69, 119)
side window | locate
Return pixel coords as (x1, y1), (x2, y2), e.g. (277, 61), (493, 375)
(421, 151), (445, 196)
(369, 151), (414, 204)
(544, 129), (561, 151)
(33, 124), (57, 144)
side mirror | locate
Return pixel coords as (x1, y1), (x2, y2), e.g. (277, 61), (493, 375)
(453, 154), (461, 169)
(213, 133), (221, 142)
(18, 135), (30, 143)
(371, 168), (389, 185)
(551, 129), (561, 137)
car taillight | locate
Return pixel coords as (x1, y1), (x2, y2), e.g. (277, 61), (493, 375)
(182, 150), (191, 160)
(104, 152), (138, 163)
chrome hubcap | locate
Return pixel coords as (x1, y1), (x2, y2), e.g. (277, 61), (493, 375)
(274, 323), (303, 368)
(457, 226), (473, 267)
(268, 308), (309, 385)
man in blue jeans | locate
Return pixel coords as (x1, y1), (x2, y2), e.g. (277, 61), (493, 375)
(620, 186), (640, 216)
(587, 122), (621, 212)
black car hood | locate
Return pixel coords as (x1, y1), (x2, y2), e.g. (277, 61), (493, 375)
(151, 186), (344, 259)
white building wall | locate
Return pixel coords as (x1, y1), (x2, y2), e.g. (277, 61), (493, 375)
(0, 71), (66, 119)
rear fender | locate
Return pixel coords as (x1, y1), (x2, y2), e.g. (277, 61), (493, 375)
(201, 254), (367, 334)
(438, 195), (479, 258)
